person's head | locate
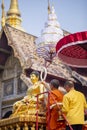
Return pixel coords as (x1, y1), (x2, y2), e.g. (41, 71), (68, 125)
(50, 79), (59, 90)
(64, 80), (74, 92)
(30, 71), (39, 84)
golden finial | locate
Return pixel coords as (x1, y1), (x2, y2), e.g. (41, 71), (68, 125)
(1, 0), (6, 28)
(48, 0), (51, 14)
(7, 0), (21, 16)
(6, 0), (24, 31)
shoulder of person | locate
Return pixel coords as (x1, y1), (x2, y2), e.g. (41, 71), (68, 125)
(63, 92), (70, 98)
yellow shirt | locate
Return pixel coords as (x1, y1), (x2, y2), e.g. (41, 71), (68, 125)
(62, 89), (87, 125)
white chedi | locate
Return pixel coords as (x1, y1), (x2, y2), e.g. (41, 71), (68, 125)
(35, 5), (63, 46)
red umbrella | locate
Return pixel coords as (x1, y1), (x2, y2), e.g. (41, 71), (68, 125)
(56, 31), (87, 68)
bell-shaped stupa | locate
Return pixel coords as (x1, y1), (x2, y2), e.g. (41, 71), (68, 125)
(35, 5), (63, 46)
(36, 3), (64, 61)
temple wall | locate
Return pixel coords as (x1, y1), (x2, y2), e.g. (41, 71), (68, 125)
(0, 55), (28, 118)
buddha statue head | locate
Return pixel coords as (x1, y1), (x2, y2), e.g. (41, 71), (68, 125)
(30, 71), (40, 84)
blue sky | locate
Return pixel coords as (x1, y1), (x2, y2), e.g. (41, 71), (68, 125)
(0, 0), (87, 37)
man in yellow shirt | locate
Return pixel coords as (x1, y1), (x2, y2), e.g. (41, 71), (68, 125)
(62, 80), (87, 130)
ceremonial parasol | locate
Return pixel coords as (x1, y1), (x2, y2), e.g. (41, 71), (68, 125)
(56, 31), (87, 68)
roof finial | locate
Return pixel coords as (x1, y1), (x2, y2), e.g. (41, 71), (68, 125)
(7, 0), (21, 16)
(1, 0), (6, 28)
(48, 0), (51, 14)
(6, 0), (24, 31)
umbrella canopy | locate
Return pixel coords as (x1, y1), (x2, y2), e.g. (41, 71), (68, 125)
(56, 31), (87, 68)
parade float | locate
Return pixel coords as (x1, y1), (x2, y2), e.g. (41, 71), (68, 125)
(0, 0), (87, 130)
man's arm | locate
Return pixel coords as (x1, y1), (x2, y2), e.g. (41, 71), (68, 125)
(50, 102), (62, 109)
(62, 95), (69, 114)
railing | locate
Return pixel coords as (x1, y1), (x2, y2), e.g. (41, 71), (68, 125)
(0, 91), (48, 130)
(36, 91), (50, 130)
(0, 90), (87, 130)
(0, 114), (87, 130)
(36, 90), (87, 130)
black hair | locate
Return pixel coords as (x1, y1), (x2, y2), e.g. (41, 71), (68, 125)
(30, 71), (39, 78)
(64, 80), (74, 88)
(50, 79), (59, 89)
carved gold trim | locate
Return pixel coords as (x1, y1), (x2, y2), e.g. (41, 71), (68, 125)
(0, 115), (46, 127)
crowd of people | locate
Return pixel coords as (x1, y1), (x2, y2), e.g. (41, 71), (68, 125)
(12, 70), (87, 130)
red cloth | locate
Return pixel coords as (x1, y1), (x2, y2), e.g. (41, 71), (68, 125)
(56, 31), (87, 67)
(56, 31), (87, 53)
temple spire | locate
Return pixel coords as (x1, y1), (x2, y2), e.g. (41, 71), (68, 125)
(1, 0), (6, 28)
(7, 0), (21, 16)
(48, 0), (51, 14)
(6, 0), (24, 31)
(35, 4), (63, 45)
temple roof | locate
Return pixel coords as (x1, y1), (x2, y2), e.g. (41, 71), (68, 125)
(1, 24), (37, 69)
(0, 24), (87, 96)
(0, 24), (72, 80)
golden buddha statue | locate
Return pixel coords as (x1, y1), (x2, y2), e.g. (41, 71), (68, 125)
(12, 71), (47, 116)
